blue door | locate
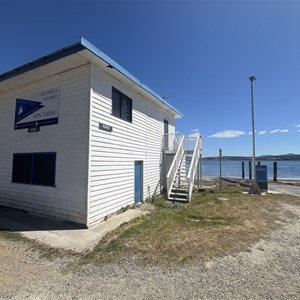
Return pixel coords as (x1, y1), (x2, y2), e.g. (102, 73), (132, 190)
(134, 161), (143, 204)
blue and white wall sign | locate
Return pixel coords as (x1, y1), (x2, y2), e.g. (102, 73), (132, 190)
(14, 87), (60, 130)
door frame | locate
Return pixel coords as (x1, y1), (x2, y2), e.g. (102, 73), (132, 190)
(134, 161), (143, 204)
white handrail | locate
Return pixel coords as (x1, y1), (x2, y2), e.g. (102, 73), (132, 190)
(166, 134), (184, 198)
(187, 135), (202, 202)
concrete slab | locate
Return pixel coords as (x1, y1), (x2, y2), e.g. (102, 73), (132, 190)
(268, 181), (300, 198)
(0, 205), (150, 252)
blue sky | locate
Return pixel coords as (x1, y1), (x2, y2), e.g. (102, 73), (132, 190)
(1, 0), (300, 156)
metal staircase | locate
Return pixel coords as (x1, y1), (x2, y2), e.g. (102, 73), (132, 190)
(169, 152), (189, 201)
(166, 133), (202, 202)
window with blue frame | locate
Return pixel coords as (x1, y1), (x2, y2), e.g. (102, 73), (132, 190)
(12, 153), (56, 186)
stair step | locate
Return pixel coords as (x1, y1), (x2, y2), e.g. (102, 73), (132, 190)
(168, 197), (189, 202)
(173, 183), (188, 186)
(171, 188), (188, 192)
(172, 185), (189, 189)
(173, 187), (188, 190)
(173, 179), (188, 182)
(170, 191), (188, 196)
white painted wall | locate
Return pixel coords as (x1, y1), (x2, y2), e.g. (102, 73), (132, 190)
(88, 64), (175, 226)
(0, 59), (177, 227)
(0, 64), (91, 225)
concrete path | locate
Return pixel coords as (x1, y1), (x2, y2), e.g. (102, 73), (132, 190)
(0, 205), (150, 252)
(268, 181), (300, 197)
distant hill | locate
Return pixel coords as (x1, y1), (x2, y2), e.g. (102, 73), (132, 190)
(203, 154), (300, 161)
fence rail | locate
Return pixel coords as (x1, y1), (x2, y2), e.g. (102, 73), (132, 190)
(163, 132), (184, 151)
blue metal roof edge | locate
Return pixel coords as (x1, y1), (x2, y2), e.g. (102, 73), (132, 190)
(0, 42), (85, 82)
(80, 37), (183, 118)
(0, 37), (183, 118)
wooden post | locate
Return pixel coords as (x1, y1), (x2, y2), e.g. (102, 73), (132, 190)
(200, 154), (203, 188)
(197, 157), (200, 189)
(249, 160), (252, 179)
(273, 161), (277, 182)
(219, 148), (222, 189)
(242, 161), (245, 179)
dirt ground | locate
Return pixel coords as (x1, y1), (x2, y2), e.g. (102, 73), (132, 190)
(0, 179), (299, 299)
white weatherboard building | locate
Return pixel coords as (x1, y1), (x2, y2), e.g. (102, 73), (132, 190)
(0, 38), (202, 227)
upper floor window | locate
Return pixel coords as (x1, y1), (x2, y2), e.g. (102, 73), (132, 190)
(112, 87), (132, 122)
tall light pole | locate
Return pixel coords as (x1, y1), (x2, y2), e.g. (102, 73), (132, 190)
(249, 76), (261, 194)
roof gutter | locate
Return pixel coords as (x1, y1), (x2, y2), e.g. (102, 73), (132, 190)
(0, 37), (183, 118)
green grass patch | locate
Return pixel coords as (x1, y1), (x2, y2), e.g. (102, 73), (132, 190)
(2, 186), (298, 268)
(77, 186), (299, 266)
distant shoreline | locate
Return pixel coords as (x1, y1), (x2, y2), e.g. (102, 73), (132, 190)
(202, 176), (300, 182)
(203, 154), (300, 161)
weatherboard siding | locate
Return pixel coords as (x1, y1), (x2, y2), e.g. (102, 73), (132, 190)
(88, 65), (175, 226)
(0, 64), (91, 224)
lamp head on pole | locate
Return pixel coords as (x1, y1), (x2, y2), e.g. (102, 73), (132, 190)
(249, 76), (256, 81)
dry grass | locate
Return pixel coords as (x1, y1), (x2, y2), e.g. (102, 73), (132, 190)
(80, 186), (299, 266)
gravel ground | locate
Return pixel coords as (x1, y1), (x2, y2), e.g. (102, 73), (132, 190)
(1, 202), (299, 300)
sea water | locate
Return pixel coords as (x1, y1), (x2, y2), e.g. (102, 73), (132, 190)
(202, 160), (300, 179)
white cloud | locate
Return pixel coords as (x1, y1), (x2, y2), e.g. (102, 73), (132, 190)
(258, 130), (266, 135)
(189, 129), (201, 138)
(248, 131), (257, 135)
(296, 124), (300, 128)
(270, 129), (280, 134)
(189, 132), (201, 138)
(270, 129), (289, 134)
(208, 130), (245, 138)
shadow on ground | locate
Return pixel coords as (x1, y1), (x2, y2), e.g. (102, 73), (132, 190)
(0, 205), (83, 232)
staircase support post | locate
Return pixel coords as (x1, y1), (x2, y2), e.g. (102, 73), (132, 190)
(200, 154), (203, 187)
(198, 154), (202, 188)
(197, 157), (200, 189)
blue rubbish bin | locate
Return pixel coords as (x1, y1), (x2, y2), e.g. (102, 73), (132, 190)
(256, 165), (268, 192)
